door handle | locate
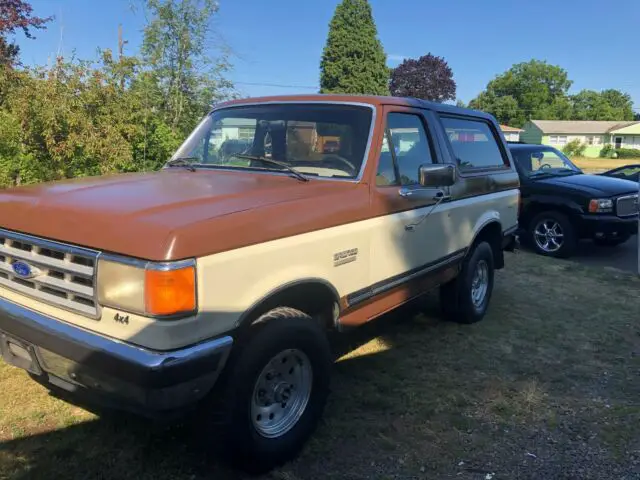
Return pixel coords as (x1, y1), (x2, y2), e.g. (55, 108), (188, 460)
(398, 187), (413, 198)
(399, 187), (450, 201)
(434, 190), (451, 201)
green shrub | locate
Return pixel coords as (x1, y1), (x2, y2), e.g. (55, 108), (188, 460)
(562, 139), (586, 157)
(614, 148), (640, 159)
(600, 144), (615, 158)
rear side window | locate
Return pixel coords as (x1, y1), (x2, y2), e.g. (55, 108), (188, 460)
(441, 116), (507, 171)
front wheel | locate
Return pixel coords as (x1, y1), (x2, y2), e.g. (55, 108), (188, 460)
(440, 241), (495, 324)
(528, 211), (576, 258)
(216, 308), (331, 473)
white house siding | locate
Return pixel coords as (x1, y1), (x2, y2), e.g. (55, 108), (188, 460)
(616, 135), (640, 149)
(503, 132), (520, 142)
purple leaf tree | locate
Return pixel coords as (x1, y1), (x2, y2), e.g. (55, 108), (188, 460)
(390, 53), (456, 103)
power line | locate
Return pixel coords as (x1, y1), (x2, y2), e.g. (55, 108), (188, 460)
(234, 81), (318, 90)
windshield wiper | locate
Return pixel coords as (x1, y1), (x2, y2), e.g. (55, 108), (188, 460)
(165, 157), (198, 172)
(231, 154), (309, 182)
(530, 170), (555, 178)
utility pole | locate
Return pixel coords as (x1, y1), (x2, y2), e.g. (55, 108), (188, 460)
(118, 24), (128, 61)
(117, 24), (128, 89)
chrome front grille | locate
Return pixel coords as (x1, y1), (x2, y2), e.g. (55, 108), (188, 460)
(617, 194), (639, 217)
(0, 230), (99, 317)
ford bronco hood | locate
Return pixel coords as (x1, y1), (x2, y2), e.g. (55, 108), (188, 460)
(0, 170), (367, 260)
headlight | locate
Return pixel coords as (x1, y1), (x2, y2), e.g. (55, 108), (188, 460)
(97, 258), (196, 318)
(588, 198), (613, 213)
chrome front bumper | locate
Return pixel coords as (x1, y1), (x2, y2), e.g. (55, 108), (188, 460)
(0, 297), (233, 414)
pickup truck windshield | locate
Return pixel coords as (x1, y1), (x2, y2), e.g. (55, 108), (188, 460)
(171, 103), (373, 180)
(510, 147), (582, 178)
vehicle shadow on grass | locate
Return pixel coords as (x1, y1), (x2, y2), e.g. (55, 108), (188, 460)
(519, 235), (638, 273)
(0, 298), (442, 480)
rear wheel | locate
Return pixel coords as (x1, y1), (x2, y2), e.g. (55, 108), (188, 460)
(215, 308), (331, 473)
(440, 241), (494, 324)
(528, 211), (576, 258)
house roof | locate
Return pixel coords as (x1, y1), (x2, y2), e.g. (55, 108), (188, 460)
(529, 120), (640, 134)
(500, 124), (523, 132)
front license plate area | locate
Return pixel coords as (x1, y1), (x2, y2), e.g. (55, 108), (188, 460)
(0, 332), (42, 375)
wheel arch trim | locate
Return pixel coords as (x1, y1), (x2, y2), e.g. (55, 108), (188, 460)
(235, 278), (341, 329)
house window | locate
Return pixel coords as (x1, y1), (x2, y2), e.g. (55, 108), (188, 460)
(615, 137), (623, 149)
(238, 127), (255, 141)
(586, 136), (594, 146)
(549, 135), (567, 145)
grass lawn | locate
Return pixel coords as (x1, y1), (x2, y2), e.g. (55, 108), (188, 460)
(1, 252), (640, 479)
(571, 156), (640, 173)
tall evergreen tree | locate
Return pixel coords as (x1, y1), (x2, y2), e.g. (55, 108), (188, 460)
(319, 0), (389, 96)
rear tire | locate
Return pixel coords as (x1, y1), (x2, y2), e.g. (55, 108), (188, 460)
(440, 241), (494, 324)
(215, 308), (331, 473)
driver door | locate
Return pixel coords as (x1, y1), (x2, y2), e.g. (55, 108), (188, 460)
(369, 107), (453, 289)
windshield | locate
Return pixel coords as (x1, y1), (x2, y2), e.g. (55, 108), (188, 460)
(171, 103), (373, 179)
(510, 147), (582, 178)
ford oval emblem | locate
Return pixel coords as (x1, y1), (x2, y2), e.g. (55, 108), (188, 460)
(12, 261), (39, 279)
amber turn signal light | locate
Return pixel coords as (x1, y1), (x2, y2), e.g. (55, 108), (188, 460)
(145, 266), (196, 316)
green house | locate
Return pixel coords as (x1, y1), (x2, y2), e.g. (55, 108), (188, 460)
(521, 120), (640, 157)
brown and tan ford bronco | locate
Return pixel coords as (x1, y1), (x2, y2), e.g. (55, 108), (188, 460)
(0, 94), (519, 471)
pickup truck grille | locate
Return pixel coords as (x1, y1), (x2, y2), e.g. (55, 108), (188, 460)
(617, 194), (639, 217)
(0, 230), (99, 317)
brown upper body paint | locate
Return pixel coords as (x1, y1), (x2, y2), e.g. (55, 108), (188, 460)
(0, 169), (372, 261)
(0, 94), (517, 261)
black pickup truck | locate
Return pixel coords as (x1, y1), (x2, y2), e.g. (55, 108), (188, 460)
(508, 143), (638, 258)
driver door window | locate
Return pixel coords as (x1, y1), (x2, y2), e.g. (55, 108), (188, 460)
(376, 113), (434, 186)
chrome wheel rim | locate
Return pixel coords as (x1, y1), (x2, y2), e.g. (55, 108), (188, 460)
(251, 349), (313, 439)
(534, 219), (564, 253)
(471, 260), (489, 308)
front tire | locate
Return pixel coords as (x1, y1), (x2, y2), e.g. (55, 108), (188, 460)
(440, 241), (495, 324)
(217, 308), (331, 473)
(528, 211), (576, 258)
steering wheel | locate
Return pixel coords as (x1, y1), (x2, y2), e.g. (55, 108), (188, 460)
(322, 155), (358, 175)
(539, 163), (552, 169)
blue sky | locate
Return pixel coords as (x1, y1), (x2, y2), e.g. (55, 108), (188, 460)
(14, 0), (640, 110)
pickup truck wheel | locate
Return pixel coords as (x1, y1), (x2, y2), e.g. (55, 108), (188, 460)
(219, 308), (331, 473)
(528, 211), (576, 258)
(439, 241), (494, 324)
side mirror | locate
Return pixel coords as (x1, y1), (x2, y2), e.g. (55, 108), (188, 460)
(419, 164), (456, 187)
